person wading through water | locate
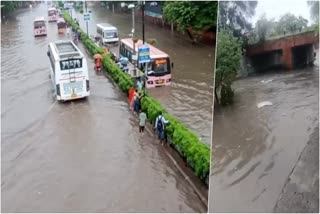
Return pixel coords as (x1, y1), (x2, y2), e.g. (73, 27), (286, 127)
(139, 109), (147, 134)
(128, 86), (135, 111)
(154, 111), (169, 146)
(133, 90), (142, 114)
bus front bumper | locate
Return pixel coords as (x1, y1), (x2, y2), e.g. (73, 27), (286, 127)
(57, 92), (90, 101)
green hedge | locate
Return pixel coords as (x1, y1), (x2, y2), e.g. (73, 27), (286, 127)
(63, 12), (211, 183)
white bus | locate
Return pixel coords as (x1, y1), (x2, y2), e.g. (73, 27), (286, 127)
(47, 40), (90, 101)
(96, 23), (119, 45)
(48, 7), (58, 22)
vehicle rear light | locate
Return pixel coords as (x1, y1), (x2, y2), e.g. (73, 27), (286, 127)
(86, 80), (90, 91)
(56, 84), (60, 96)
(147, 81), (153, 85)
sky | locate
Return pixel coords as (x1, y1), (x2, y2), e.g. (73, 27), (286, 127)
(251, 0), (312, 25)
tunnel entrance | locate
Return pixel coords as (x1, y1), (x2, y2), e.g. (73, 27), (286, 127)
(250, 50), (283, 72)
(291, 44), (314, 69)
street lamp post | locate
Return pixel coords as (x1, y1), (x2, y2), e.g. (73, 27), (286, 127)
(142, 1), (145, 44)
(85, 1), (88, 35)
(140, 1), (147, 92)
(128, 4), (137, 76)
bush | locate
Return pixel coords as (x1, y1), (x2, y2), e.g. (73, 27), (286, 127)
(63, 12), (211, 182)
(215, 30), (242, 105)
(220, 84), (234, 106)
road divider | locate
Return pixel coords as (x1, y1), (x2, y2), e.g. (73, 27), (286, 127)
(63, 11), (210, 185)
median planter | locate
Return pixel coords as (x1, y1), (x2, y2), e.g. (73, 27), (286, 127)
(63, 12), (211, 184)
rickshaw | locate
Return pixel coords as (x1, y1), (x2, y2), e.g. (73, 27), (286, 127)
(94, 54), (103, 71)
(57, 18), (66, 34)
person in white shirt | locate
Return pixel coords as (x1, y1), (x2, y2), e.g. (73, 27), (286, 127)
(139, 109), (147, 134)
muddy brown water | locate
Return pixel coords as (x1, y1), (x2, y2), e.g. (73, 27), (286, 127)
(74, 4), (215, 145)
(1, 4), (207, 212)
(209, 66), (319, 212)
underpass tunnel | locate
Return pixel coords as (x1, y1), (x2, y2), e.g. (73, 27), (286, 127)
(249, 50), (283, 72)
(291, 44), (314, 69)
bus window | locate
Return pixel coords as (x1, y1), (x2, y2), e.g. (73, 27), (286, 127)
(128, 51), (132, 62)
(34, 21), (45, 28)
(120, 43), (124, 56)
(104, 31), (117, 38)
(152, 58), (169, 73)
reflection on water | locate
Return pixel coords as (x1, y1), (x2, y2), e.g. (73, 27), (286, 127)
(1, 4), (206, 212)
(75, 5), (214, 144)
(209, 67), (319, 212)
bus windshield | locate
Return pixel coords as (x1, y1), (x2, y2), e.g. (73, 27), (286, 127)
(34, 21), (45, 28)
(104, 30), (118, 38)
(151, 58), (170, 73)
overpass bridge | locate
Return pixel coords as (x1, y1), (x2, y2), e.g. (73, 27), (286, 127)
(246, 31), (319, 71)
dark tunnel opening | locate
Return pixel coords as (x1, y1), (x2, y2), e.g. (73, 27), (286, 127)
(291, 44), (314, 69)
(249, 50), (284, 73)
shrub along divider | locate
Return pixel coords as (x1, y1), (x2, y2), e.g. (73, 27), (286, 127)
(63, 11), (211, 184)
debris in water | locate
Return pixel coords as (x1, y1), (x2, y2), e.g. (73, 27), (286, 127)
(257, 101), (273, 108)
(261, 79), (273, 84)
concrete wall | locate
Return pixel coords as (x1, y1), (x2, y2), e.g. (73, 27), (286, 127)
(313, 45), (319, 67)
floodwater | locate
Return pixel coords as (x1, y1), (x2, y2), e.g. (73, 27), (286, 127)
(1, 4), (206, 212)
(209, 66), (319, 212)
(75, 3), (214, 144)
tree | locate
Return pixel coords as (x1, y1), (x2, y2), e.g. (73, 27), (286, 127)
(254, 14), (275, 42)
(1, 1), (18, 15)
(308, 1), (319, 23)
(215, 30), (242, 106)
(275, 13), (308, 35)
(218, 1), (257, 35)
(163, 1), (217, 34)
(57, 1), (63, 8)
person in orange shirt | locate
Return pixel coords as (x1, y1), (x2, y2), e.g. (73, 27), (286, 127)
(95, 58), (102, 71)
(128, 86), (135, 110)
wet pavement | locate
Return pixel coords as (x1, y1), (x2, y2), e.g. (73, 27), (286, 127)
(274, 125), (319, 213)
(1, 4), (206, 212)
(209, 66), (319, 212)
(74, 3), (214, 144)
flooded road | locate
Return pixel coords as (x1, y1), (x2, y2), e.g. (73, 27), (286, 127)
(75, 4), (214, 144)
(209, 66), (319, 212)
(1, 4), (206, 212)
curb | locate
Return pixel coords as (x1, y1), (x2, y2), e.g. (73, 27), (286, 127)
(142, 121), (208, 209)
